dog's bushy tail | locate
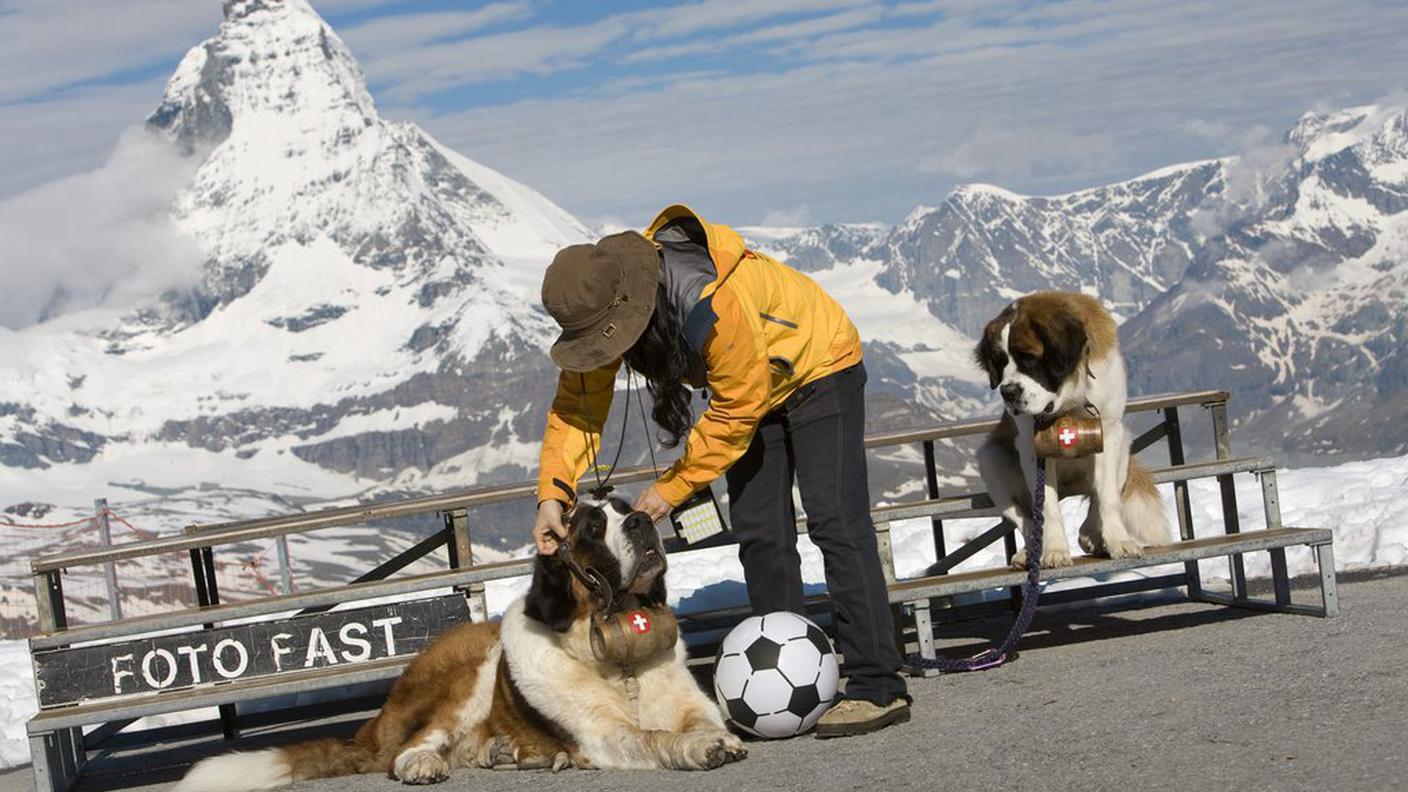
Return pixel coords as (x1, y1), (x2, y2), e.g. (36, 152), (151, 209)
(1122, 457), (1172, 546)
(174, 738), (378, 792)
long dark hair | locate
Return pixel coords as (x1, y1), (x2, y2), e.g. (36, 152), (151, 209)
(623, 284), (694, 447)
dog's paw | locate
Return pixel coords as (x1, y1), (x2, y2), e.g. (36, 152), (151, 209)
(551, 751), (573, 772)
(394, 748), (450, 785)
(1078, 522), (1105, 555)
(1104, 538), (1144, 560)
(470, 735), (515, 769)
(1077, 532), (1101, 555)
(670, 733), (730, 771)
(721, 733), (748, 763)
(514, 751), (555, 771)
(1012, 547), (1073, 569)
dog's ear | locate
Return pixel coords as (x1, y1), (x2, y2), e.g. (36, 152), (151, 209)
(523, 554), (576, 633)
(1036, 312), (1087, 391)
(974, 334), (1001, 390)
(974, 307), (1013, 390)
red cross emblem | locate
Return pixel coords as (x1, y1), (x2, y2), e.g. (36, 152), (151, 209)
(1059, 427), (1078, 448)
(629, 611), (651, 634)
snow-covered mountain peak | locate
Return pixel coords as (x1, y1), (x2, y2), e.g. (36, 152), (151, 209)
(145, 0), (588, 327)
(952, 183), (1024, 202)
(0, 1), (591, 509)
(153, 0), (374, 153)
(1288, 102), (1408, 163)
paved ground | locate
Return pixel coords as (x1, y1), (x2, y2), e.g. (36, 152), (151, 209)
(6, 571), (1405, 792)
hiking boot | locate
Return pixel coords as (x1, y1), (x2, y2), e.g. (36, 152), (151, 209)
(814, 697), (911, 738)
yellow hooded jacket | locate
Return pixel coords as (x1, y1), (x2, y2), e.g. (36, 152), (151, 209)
(536, 205), (863, 507)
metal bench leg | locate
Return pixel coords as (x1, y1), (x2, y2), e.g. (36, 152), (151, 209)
(30, 733), (59, 792)
(1316, 542), (1340, 618)
(874, 522), (909, 657)
(56, 728), (78, 787)
(904, 599), (942, 678)
(1259, 469), (1292, 607)
(1209, 403), (1248, 599)
(65, 727), (86, 775)
(1163, 407), (1203, 601)
(1269, 549), (1292, 606)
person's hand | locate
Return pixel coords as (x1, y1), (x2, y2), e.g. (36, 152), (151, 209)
(633, 485), (673, 524)
(533, 500), (567, 555)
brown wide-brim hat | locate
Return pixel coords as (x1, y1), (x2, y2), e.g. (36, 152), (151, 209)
(542, 230), (660, 372)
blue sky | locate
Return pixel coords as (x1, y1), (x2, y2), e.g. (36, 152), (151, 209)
(2, 0), (1407, 227)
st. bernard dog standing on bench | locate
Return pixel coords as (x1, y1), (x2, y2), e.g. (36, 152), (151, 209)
(175, 496), (745, 792)
(973, 291), (1169, 568)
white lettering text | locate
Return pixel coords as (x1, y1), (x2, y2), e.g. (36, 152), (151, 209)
(212, 639), (249, 679)
(176, 644), (209, 684)
(372, 617), (403, 656)
(339, 622), (371, 662)
(141, 648), (178, 689)
(270, 633), (295, 672)
(304, 627), (339, 668)
(111, 654), (135, 694)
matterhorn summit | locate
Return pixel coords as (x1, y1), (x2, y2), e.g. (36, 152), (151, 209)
(149, 0), (587, 318)
(0, 0), (591, 537)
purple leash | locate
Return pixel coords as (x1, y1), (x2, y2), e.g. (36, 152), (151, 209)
(906, 458), (1045, 672)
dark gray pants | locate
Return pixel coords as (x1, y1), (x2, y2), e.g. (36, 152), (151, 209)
(725, 362), (908, 705)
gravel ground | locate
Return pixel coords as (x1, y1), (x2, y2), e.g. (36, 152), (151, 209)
(5, 571), (1404, 792)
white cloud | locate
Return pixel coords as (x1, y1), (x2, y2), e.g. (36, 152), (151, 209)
(349, 0), (878, 99)
(338, 2), (531, 59)
(363, 19), (626, 100)
(625, 5), (886, 63)
(4, 0), (1408, 229)
(0, 81), (165, 198)
(918, 125), (1120, 182)
(0, 0), (218, 103)
(758, 205), (816, 227)
(0, 128), (202, 329)
(415, 0), (1408, 224)
(641, 0), (872, 39)
(1188, 124), (1299, 239)
(309, 0), (399, 10)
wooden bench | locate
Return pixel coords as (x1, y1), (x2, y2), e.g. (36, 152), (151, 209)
(22, 389), (1336, 791)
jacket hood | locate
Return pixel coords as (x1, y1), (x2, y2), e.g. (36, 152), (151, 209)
(644, 204), (746, 296)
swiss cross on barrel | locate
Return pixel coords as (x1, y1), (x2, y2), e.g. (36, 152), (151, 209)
(1059, 426), (1078, 448)
(628, 610), (652, 634)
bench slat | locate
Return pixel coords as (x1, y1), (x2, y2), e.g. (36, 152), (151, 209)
(887, 527), (1331, 602)
(870, 455), (1274, 524)
(28, 559), (532, 651)
(27, 656), (411, 734)
(864, 390), (1228, 447)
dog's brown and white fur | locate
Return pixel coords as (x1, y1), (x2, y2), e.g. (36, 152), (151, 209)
(175, 496), (745, 792)
(974, 292), (1169, 568)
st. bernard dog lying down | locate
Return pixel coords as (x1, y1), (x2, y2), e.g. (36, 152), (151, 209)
(973, 291), (1170, 568)
(175, 496), (746, 792)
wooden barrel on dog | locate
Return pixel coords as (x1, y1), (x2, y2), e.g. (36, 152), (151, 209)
(1034, 414), (1104, 459)
(590, 608), (679, 665)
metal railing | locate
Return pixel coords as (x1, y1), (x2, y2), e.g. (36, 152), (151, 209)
(29, 388), (1233, 632)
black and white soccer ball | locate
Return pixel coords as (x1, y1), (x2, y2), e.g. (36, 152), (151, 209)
(713, 611), (839, 738)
